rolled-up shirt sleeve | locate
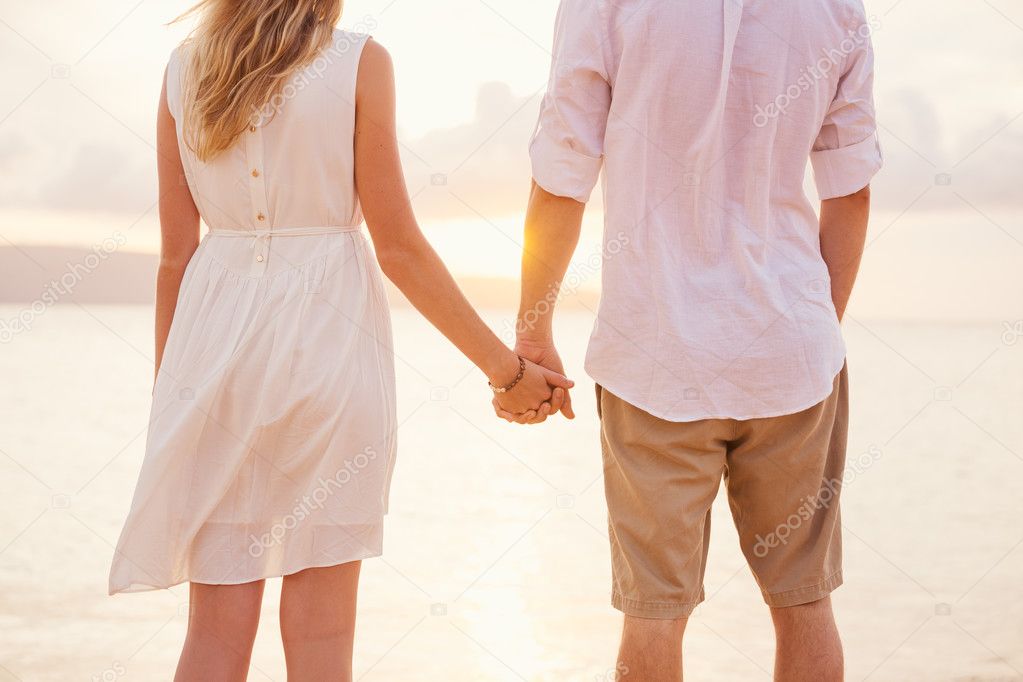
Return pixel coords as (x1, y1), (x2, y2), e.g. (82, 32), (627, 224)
(810, 21), (883, 200)
(530, 0), (611, 204)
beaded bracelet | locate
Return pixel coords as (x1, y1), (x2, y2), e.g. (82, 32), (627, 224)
(488, 355), (527, 394)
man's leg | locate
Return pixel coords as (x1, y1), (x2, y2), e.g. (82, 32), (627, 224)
(618, 615), (688, 681)
(597, 384), (728, 682)
(726, 366), (849, 682)
(771, 596), (843, 681)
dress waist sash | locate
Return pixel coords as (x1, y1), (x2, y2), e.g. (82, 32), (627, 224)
(208, 225), (362, 238)
(206, 225), (363, 271)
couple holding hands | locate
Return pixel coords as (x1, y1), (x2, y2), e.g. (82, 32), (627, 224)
(110, 0), (880, 680)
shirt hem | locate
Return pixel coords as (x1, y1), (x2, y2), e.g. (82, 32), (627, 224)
(586, 353), (847, 423)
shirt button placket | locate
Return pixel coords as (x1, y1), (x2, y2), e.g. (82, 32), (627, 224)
(246, 124), (270, 276)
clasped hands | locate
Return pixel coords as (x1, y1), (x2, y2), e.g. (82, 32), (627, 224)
(490, 339), (575, 425)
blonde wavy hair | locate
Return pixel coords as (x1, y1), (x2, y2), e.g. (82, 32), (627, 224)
(175, 0), (342, 161)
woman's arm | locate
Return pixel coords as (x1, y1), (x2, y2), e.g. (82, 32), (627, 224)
(155, 69), (200, 382)
(354, 40), (571, 418)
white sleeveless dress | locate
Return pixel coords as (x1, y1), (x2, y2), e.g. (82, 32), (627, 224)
(109, 30), (397, 594)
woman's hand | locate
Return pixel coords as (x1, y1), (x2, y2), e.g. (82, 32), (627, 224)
(489, 354), (574, 424)
(491, 338), (575, 425)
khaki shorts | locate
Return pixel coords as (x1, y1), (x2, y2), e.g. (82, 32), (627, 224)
(597, 364), (848, 619)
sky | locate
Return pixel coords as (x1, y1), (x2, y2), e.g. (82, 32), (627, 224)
(0, 0), (1021, 318)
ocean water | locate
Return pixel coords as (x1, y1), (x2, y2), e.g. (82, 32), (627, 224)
(0, 305), (1021, 681)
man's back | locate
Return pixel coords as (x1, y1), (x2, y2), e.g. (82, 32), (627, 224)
(530, 0), (881, 420)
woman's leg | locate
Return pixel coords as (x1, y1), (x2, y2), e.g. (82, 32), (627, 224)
(175, 580), (265, 682)
(280, 562), (362, 682)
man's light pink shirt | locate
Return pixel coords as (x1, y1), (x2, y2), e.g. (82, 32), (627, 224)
(530, 0), (883, 421)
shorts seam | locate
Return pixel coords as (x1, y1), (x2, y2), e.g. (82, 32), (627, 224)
(763, 570), (843, 607)
(612, 591), (703, 618)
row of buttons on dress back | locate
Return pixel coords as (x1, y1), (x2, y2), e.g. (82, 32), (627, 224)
(246, 125), (270, 272)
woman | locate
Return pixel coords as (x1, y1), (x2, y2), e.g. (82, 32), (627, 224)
(108, 2), (572, 679)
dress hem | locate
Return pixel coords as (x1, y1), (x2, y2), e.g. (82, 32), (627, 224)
(109, 544), (383, 595)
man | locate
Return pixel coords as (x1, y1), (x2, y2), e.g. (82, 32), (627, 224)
(497, 1), (882, 680)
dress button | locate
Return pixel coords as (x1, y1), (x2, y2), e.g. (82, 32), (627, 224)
(251, 169), (260, 178)
(249, 125), (257, 133)
(256, 212), (265, 221)
(256, 255), (264, 262)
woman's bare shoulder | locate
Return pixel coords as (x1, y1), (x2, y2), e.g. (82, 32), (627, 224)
(356, 37), (395, 103)
(359, 38), (393, 77)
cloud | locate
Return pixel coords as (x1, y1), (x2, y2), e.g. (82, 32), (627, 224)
(869, 87), (1023, 214)
(396, 81), (541, 222)
(2, 80), (1022, 224)
(0, 79), (544, 223)
(36, 142), (155, 213)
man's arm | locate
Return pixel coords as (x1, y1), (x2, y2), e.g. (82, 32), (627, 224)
(356, 41), (574, 421)
(819, 184), (871, 321)
(506, 182), (585, 420)
(500, 0), (610, 423)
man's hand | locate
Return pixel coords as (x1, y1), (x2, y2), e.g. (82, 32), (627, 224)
(492, 337), (576, 424)
(491, 355), (574, 424)
(518, 338), (575, 420)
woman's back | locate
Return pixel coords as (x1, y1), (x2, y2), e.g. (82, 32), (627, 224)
(109, 27), (399, 596)
(166, 29), (370, 234)
(111, 4), (564, 678)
